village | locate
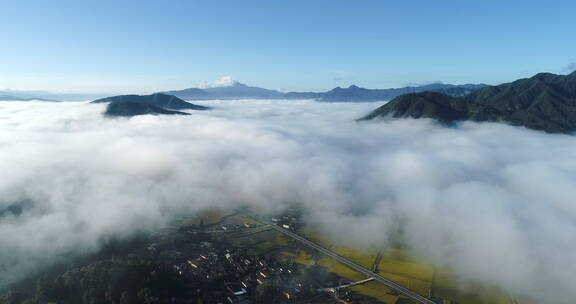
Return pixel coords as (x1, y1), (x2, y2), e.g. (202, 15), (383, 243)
(143, 208), (371, 304)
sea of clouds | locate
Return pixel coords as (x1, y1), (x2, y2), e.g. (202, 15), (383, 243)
(1, 99), (575, 303)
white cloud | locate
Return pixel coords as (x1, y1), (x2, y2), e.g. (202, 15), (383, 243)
(197, 76), (239, 88)
(0, 100), (575, 303)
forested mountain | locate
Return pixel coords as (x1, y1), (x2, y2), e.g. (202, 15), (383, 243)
(361, 72), (576, 133)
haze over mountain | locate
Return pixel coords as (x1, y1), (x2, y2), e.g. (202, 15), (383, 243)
(362, 71), (576, 133)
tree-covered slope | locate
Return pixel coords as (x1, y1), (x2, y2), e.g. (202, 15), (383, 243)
(92, 93), (209, 110)
(104, 101), (191, 117)
(361, 72), (576, 133)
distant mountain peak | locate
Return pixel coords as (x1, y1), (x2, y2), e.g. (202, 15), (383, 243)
(230, 81), (248, 87)
(165, 78), (284, 100)
(348, 85), (360, 89)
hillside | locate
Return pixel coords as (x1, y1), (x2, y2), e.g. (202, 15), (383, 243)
(92, 93), (209, 110)
(361, 72), (576, 133)
(104, 101), (191, 117)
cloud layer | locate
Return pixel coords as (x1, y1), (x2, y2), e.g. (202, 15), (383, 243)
(1, 100), (575, 303)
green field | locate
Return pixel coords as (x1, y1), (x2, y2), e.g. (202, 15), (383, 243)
(432, 268), (516, 304)
(333, 247), (378, 269)
(351, 281), (398, 303)
(290, 227), (525, 304)
(174, 208), (234, 228)
(280, 250), (314, 265)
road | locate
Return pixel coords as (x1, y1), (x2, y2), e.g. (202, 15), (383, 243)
(238, 210), (437, 304)
(318, 277), (375, 292)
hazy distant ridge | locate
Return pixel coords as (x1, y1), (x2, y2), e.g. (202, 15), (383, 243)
(161, 81), (487, 101)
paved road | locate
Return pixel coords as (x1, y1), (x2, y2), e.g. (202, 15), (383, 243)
(238, 210), (437, 304)
(325, 277), (375, 291)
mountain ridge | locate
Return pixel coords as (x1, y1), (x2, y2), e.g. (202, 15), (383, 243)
(361, 72), (576, 133)
(0, 90), (107, 101)
(163, 81), (284, 100)
(0, 95), (60, 102)
(316, 83), (487, 102)
(160, 82), (487, 101)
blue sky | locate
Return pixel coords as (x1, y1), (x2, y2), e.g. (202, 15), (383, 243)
(1, 0), (575, 93)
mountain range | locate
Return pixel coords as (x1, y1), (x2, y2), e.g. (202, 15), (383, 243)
(0, 95), (58, 102)
(0, 90), (109, 102)
(2, 80), (487, 103)
(314, 83), (487, 102)
(161, 81), (487, 102)
(361, 71), (576, 133)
